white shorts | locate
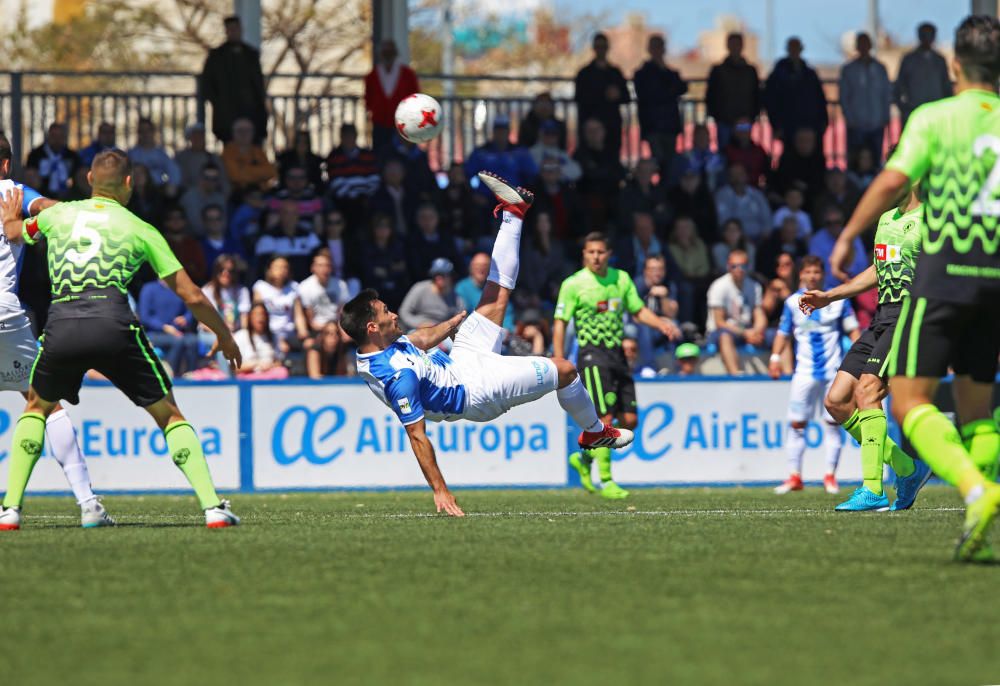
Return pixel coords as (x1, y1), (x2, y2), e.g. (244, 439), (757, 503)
(787, 374), (836, 424)
(450, 312), (559, 422)
(0, 314), (38, 393)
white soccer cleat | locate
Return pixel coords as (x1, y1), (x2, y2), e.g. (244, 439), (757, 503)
(0, 506), (21, 530)
(578, 424), (635, 450)
(81, 498), (115, 528)
(205, 499), (240, 529)
(476, 171), (534, 218)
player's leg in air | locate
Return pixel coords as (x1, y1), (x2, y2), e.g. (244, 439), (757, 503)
(474, 171), (632, 449)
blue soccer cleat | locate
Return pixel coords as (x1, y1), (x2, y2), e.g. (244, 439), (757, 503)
(835, 486), (890, 512)
(890, 459), (932, 511)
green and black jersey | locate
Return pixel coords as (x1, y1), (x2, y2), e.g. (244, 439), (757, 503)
(554, 267), (644, 350)
(886, 89), (1000, 302)
(873, 205), (922, 305)
(24, 197), (182, 316)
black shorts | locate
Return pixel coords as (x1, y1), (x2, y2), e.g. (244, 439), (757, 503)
(887, 296), (1000, 383)
(32, 316), (172, 407)
(840, 303), (903, 379)
(577, 345), (636, 417)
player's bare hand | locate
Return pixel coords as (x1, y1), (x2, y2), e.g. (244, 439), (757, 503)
(447, 310), (467, 339)
(768, 359), (782, 380)
(829, 238), (853, 283)
(210, 333), (243, 372)
(659, 318), (682, 341)
(434, 490), (465, 517)
(798, 290), (830, 315)
(0, 186), (23, 226)
(745, 329), (765, 347)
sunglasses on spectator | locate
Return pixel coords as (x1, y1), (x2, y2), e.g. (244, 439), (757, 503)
(728, 263), (748, 271)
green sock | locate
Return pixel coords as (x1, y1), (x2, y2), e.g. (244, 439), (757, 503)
(2, 413), (46, 508)
(844, 409), (915, 479)
(587, 447), (613, 483)
(165, 421), (221, 510)
(961, 419), (1000, 481)
(843, 410), (863, 443)
(903, 404), (982, 490)
(857, 409), (886, 494)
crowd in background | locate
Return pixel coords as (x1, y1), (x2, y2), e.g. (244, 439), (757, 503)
(14, 16), (955, 379)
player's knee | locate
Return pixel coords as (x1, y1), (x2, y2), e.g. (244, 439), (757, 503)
(555, 359), (577, 387)
(823, 395), (849, 422)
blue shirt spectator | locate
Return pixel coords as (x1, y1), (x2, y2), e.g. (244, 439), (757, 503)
(138, 280), (201, 375)
(464, 117), (538, 199)
(129, 118), (181, 188)
(79, 122), (116, 167)
(808, 208), (868, 289)
(455, 253), (515, 332)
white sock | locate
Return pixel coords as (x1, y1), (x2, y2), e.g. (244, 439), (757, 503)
(787, 425), (806, 475)
(488, 210), (523, 289)
(557, 376), (603, 433)
(46, 409), (96, 505)
(824, 422), (844, 473)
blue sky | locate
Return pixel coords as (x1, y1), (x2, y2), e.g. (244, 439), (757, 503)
(551, 0), (967, 64)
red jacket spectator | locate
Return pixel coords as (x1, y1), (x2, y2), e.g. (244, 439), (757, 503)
(723, 120), (770, 188)
(364, 39), (420, 151)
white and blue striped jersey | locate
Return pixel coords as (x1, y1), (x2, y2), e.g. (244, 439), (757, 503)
(356, 335), (467, 425)
(0, 180), (43, 323)
(779, 290), (858, 381)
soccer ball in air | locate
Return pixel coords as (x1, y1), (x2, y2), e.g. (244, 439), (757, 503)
(394, 93), (443, 144)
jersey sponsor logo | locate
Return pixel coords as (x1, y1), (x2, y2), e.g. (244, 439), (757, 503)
(874, 244), (902, 263)
(595, 298), (622, 313)
(531, 360), (546, 386)
(397, 397), (412, 414)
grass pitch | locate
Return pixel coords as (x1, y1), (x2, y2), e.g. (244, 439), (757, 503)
(2, 487), (996, 686)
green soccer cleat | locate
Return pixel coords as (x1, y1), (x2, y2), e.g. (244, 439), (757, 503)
(955, 483), (1000, 563)
(569, 452), (597, 494)
(600, 481), (630, 500)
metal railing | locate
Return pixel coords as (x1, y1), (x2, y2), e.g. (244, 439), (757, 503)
(0, 70), (897, 175)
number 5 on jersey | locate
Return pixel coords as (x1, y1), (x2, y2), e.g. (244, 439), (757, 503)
(67, 210), (106, 265)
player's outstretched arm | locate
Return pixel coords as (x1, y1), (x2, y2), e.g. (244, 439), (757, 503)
(632, 306), (681, 341)
(164, 269), (242, 371)
(831, 169), (909, 279)
(404, 419), (464, 517)
(768, 332), (790, 380)
(407, 310), (466, 351)
(799, 265), (877, 315)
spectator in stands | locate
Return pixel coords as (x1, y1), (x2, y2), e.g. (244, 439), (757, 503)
(809, 206), (868, 288)
(772, 185), (812, 239)
(706, 249), (767, 375)
(298, 252), (351, 379)
(398, 257), (462, 331)
(126, 164), (164, 226)
(464, 116), (538, 199)
(614, 211), (664, 279)
(712, 218), (755, 274)
(406, 203), (461, 284)
(276, 129), (324, 190)
(518, 92), (567, 149)
(26, 122), (79, 197)
(371, 158), (417, 236)
(254, 199), (322, 280)
(759, 253), (795, 374)
(201, 15), (267, 144)
(756, 217), (809, 277)
(63, 165), (92, 202)
(764, 37), (828, 143)
(364, 39), (420, 152)
(768, 127), (826, 207)
(442, 165), (487, 255)
(617, 158), (669, 233)
(510, 310), (550, 357)
(706, 33), (761, 149)
(667, 163), (719, 242)
(174, 122), (226, 193)
(529, 122), (581, 183)
(671, 342), (701, 376)
(129, 118), (181, 194)
(517, 210), (569, 308)
(321, 209), (353, 285)
(326, 122), (380, 231)
(668, 123), (726, 191)
(839, 31), (891, 162)
(138, 279), (201, 375)
(360, 214), (409, 310)
(234, 303), (289, 378)
(846, 146), (878, 192)
(456, 252), (514, 332)
(574, 32), (629, 157)
(229, 187), (266, 244)
(574, 118), (626, 233)
(723, 118), (769, 189)
(180, 163), (227, 236)
(715, 162), (771, 242)
(161, 206), (207, 284)
(222, 118), (278, 196)
(667, 215), (711, 325)
(532, 157), (587, 242)
(79, 122), (116, 167)
(381, 137), (439, 200)
(812, 168), (860, 228)
(894, 22), (952, 126)
(266, 164), (323, 235)
(633, 34), (688, 173)
(199, 204), (244, 266)
(253, 255), (307, 356)
(203, 253), (251, 333)
(633, 254), (681, 372)
(312, 321), (349, 377)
